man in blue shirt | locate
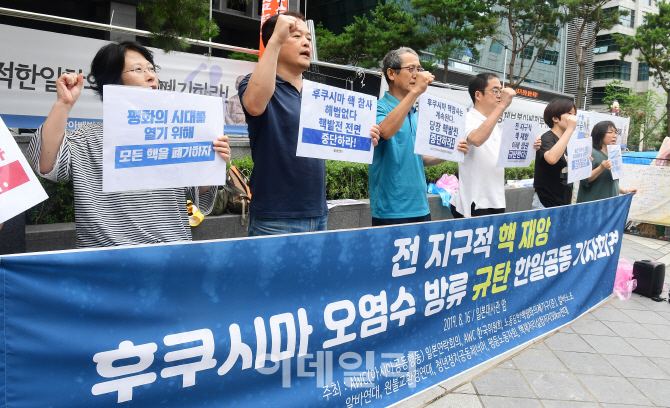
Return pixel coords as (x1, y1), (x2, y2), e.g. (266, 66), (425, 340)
(370, 48), (468, 226)
(239, 12), (380, 236)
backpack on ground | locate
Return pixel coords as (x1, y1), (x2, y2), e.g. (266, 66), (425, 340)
(211, 165), (252, 225)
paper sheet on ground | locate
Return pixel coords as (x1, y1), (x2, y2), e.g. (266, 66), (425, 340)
(567, 138), (593, 184)
(102, 85), (226, 192)
(296, 80), (376, 164)
(496, 119), (537, 168)
(414, 94), (466, 162)
(0, 117), (48, 223)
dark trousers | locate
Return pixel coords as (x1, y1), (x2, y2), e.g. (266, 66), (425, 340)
(451, 203), (505, 219)
(372, 214), (431, 227)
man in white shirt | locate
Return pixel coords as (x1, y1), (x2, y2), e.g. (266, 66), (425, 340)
(450, 73), (539, 218)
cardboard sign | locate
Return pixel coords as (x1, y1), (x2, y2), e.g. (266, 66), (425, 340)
(0, 117), (48, 223)
(296, 80), (376, 164)
(102, 85), (226, 192)
(496, 119), (538, 168)
(414, 94), (466, 162)
(567, 138), (593, 184)
(607, 145), (623, 180)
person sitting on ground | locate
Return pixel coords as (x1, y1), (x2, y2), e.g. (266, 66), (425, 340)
(370, 47), (468, 226)
(27, 41), (231, 248)
(239, 12), (380, 236)
(533, 98), (578, 209)
(576, 121), (637, 203)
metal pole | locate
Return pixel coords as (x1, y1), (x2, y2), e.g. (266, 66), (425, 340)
(208, 0), (212, 56)
(502, 42), (508, 88)
(583, 76), (589, 109)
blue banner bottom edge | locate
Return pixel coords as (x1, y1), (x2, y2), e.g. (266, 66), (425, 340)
(393, 294), (613, 406)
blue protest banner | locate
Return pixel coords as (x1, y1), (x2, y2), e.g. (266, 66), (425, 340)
(0, 195), (632, 408)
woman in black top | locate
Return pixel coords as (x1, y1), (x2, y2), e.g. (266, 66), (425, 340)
(533, 99), (578, 208)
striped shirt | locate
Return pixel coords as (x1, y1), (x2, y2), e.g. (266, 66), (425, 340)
(27, 123), (216, 248)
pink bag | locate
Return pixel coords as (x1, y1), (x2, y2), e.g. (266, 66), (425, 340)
(613, 259), (637, 300)
(436, 174), (459, 193)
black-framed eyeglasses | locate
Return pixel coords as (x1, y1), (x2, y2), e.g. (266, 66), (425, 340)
(394, 66), (425, 74)
(122, 65), (161, 75)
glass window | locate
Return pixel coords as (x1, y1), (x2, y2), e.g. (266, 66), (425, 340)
(638, 62), (649, 80)
(537, 49), (559, 65)
(594, 60), (632, 80)
(489, 41), (503, 54)
(591, 86), (628, 105)
(522, 46), (534, 60)
(604, 6), (635, 27)
(594, 34), (623, 54)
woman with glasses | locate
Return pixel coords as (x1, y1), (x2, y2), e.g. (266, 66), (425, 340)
(27, 41), (231, 248)
(576, 120), (636, 203)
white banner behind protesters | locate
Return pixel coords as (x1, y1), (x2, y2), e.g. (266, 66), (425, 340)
(414, 94), (466, 162)
(0, 117), (48, 223)
(296, 80), (376, 164)
(592, 112), (630, 148)
(424, 87), (550, 135)
(102, 86), (226, 192)
(567, 138), (593, 184)
(497, 119), (538, 168)
(0, 24), (256, 131)
(621, 164), (670, 225)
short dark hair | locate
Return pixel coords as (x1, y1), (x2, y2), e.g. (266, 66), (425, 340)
(261, 12), (306, 48)
(90, 41), (155, 100)
(468, 73), (499, 103)
(591, 120), (616, 150)
(543, 98), (577, 128)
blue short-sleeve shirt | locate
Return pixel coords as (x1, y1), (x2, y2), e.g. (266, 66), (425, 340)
(238, 74), (327, 218)
(369, 92), (429, 219)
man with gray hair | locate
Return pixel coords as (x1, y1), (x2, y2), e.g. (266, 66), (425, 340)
(369, 47), (468, 226)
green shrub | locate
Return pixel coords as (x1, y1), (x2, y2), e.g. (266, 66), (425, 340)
(25, 176), (75, 225)
(26, 156), (537, 224)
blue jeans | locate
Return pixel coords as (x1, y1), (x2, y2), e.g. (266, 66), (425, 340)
(248, 214), (329, 237)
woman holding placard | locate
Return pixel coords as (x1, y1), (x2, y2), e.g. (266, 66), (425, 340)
(27, 41), (231, 248)
(577, 121), (636, 203)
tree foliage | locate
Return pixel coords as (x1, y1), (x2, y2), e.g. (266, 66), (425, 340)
(138, 0), (220, 53)
(316, 2), (428, 69)
(618, 0), (670, 136)
(603, 80), (668, 151)
(410, 0), (497, 83)
(497, 0), (565, 89)
(561, 0), (625, 108)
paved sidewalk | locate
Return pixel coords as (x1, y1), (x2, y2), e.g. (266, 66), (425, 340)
(422, 234), (670, 408)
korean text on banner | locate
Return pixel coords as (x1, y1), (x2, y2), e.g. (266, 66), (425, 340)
(296, 80), (376, 164)
(576, 110), (593, 139)
(0, 195), (632, 408)
(102, 85), (226, 192)
(607, 145), (623, 180)
(414, 94), (466, 162)
(496, 119), (538, 168)
(0, 117), (47, 223)
(567, 138), (593, 184)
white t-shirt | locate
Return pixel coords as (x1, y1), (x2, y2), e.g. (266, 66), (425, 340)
(450, 108), (506, 217)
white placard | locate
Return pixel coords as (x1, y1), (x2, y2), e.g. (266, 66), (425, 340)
(496, 119), (538, 168)
(607, 145), (623, 180)
(592, 112), (630, 147)
(567, 138), (593, 184)
(414, 94), (466, 162)
(620, 164), (670, 225)
(576, 110), (593, 139)
(0, 117), (48, 223)
(102, 85), (226, 192)
(296, 80), (376, 164)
